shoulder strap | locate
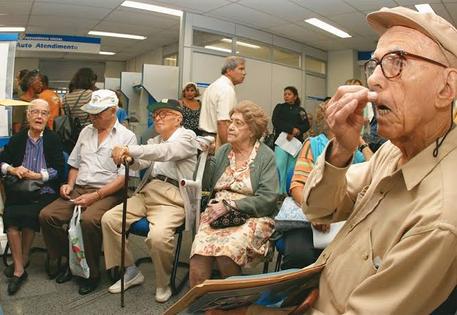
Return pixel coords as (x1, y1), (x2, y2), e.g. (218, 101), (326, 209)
(64, 89), (87, 119)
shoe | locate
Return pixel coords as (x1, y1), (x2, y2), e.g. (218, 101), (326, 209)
(55, 266), (72, 284)
(46, 257), (62, 279)
(3, 261), (30, 278)
(7, 271), (28, 295)
(155, 286), (172, 303)
(78, 278), (100, 295)
(108, 271), (144, 294)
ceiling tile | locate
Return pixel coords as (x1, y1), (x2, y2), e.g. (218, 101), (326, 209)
(394, 0), (441, 5)
(32, 2), (112, 19)
(154, 0), (231, 14)
(104, 7), (180, 28)
(0, 1), (33, 15)
(343, 0), (397, 11)
(237, 0), (315, 22)
(268, 23), (331, 43)
(206, 3), (285, 29)
(0, 15), (29, 26)
(328, 12), (378, 37)
(34, 0), (124, 9)
(290, 0), (355, 16)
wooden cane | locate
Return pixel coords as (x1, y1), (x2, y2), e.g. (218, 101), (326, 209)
(120, 156), (132, 307)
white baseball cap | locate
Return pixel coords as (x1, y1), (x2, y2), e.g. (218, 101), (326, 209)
(81, 89), (118, 114)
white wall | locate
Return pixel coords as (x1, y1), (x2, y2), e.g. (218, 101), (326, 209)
(327, 49), (360, 96)
(14, 57), (39, 76)
(126, 47), (163, 72)
(105, 61), (126, 78)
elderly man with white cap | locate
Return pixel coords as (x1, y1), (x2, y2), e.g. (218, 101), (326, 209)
(205, 6), (457, 315)
(39, 89), (137, 295)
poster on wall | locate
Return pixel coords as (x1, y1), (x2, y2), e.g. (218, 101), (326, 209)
(17, 34), (101, 54)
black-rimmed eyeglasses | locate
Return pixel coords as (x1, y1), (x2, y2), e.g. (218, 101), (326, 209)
(364, 50), (448, 79)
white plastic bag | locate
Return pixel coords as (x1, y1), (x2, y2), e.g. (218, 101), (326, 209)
(68, 205), (90, 278)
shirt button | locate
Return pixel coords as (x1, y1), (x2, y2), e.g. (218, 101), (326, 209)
(362, 253), (369, 260)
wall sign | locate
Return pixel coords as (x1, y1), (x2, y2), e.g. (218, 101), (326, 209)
(17, 34), (101, 54)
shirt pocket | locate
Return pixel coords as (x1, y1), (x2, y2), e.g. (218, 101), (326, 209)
(323, 228), (377, 310)
(97, 147), (118, 173)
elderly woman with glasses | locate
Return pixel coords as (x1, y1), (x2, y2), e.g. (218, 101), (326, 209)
(1, 99), (64, 295)
(190, 101), (279, 287)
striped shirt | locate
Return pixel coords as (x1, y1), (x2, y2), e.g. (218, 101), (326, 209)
(62, 89), (92, 127)
(290, 139), (313, 192)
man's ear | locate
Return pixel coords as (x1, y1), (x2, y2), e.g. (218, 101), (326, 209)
(436, 68), (457, 109)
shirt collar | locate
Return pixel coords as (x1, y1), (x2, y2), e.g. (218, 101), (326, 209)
(221, 74), (235, 88)
(401, 126), (457, 190)
(162, 126), (183, 143)
(27, 129), (44, 141)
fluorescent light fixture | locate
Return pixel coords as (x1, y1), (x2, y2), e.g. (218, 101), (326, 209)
(305, 18), (351, 38)
(221, 38), (260, 49)
(0, 27), (25, 32)
(165, 57), (176, 61)
(121, 1), (182, 17)
(99, 51), (116, 55)
(415, 4), (434, 13)
(204, 45), (232, 53)
(88, 30), (146, 40)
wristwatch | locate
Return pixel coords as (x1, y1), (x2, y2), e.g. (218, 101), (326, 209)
(359, 143), (369, 151)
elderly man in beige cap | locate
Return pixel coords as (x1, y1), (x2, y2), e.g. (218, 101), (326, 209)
(203, 6), (457, 315)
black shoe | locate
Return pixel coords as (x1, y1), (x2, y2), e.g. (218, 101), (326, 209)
(4, 261), (30, 278)
(46, 257), (62, 279)
(78, 278), (100, 295)
(55, 266), (72, 284)
(7, 271), (28, 295)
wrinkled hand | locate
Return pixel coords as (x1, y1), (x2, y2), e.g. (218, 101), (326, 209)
(9, 166), (30, 179)
(312, 223), (330, 233)
(22, 170), (42, 180)
(204, 200), (229, 224)
(286, 133), (294, 141)
(72, 192), (99, 207)
(112, 146), (130, 166)
(292, 127), (301, 136)
(326, 86), (377, 166)
(60, 184), (73, 200)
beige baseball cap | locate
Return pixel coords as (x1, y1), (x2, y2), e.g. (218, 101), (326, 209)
(367, 6), (457, 67)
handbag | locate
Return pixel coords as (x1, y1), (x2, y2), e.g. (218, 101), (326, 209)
(263, 132), (275, 150)
(68, 205), (90, 278)
(209, 200), (249, 229)
(3, 174), (44, 193)
(54, 90), (86, 153)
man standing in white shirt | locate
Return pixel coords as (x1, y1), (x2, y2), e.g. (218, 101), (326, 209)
(199, 56), (246, 148)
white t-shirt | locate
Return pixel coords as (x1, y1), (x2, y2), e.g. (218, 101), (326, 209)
(199, 75), (237, 133)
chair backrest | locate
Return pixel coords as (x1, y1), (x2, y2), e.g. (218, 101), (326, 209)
(179, 136), (214, 233)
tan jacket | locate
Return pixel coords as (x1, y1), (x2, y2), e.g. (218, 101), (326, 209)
(302, 129), (457, 315)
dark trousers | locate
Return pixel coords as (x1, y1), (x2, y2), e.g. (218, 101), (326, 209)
(280, 227), (322, 270)
(39, 185), (122, 279)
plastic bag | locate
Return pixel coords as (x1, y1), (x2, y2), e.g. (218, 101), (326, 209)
(68, 205), (90, 278)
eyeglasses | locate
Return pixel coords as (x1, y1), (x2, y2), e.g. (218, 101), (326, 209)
(229, 118), (247, 128)
(364, 50), (448, 79)
(153, 110), (177, 120)
(29, 109), (49, 117)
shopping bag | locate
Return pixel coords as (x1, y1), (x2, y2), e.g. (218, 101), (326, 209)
(68, 205), (90, 278)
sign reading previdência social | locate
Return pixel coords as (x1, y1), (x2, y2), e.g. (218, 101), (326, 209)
(16, 34), (101, 54)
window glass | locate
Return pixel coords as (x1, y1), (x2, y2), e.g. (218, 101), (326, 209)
(273, 48), (301, 68)
(305, 57), (326, 75)
(193, 30), (232, 53)
(163, 54), (177, 66)
(235, 37), (270, 61)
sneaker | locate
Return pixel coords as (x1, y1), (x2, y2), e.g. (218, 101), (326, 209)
(108, 271), (144, 294)
(155, 286), (172, 303)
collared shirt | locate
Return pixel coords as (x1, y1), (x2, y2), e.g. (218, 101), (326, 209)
(302, 129), (457, 315)
(199, 75), (237, 133)
(1, 130), (57, 193)
(128, 127), (197, 192)
(68, 120), (137, 188)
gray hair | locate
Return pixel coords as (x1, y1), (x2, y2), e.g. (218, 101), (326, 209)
(221, 56), (245, 75)
(28, 98), (49, 112)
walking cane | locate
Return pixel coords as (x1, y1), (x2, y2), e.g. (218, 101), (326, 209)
(120, 156), (132, 307)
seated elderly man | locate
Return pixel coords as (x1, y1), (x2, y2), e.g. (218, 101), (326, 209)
(39, 89), (137, 295)
(1, 99), (64, 295)
(208, 7), (457, 315)
(102, 99), (197, 303)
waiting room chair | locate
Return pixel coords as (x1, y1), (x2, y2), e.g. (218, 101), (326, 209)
(127, 136), (214, 296)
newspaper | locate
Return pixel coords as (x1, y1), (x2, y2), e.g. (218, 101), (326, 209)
(274, 132), (303, 157)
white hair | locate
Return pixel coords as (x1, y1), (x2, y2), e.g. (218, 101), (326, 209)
(28, 98), (49, 111)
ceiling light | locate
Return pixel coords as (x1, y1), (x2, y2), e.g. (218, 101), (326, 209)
(121, 1), (182, 17)
(204, 45), (232, 53)
(415, 4), (435, 13)
(165, 57), (176, 61)
(0, 27), (25, 32)
(99, 51), (116, 55)
(88, 30), (146, 40)
(305, 18), (351, 38)
(221, 38), (260, 49)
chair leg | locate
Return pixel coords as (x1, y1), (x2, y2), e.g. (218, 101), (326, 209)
(3, 241), (11, 267)
(275, 252), (282, 272)
(170, 230), (189, 296)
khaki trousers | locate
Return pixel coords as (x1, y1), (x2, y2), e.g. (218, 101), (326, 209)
(39, 185), (122, 279)
(102, 180), (185, 289)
